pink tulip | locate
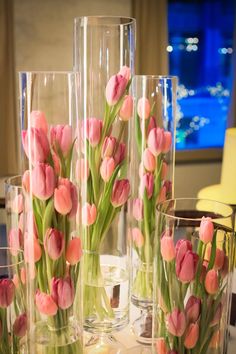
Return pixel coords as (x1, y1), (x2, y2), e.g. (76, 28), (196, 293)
(139, 173), (154, 199)
(11, 194), (24, 214)
(57, 178), (78, 218)
(118, 66), (131, 81)
(50, 125), (72, 156)
(199, 217), (214, 244)
(66, 237), (83, 265)
(175, 239), (192, 257)
(111, 179), (130, 207)
(184, 323), (199, 349)
(76, 158), (90, 181)
(35, 290), (58, 316)
(22, 170), (30, 193)
(54, 185), (72, 215)
(167, 308), (186, 337)
(207, 246), (225, 270)
(137, 97), (151, 120)
(52, 152), (61, 175)
(210, 302), (222, 327)
(161, 161), (168, 180)
(51, 277), (74, 310)
(161, 236), (175, 262)
(13, 313), (27, 337)
(44, 228), (65, 260)
(176, 240), (198, 283)
(205, 269), (219, 294)
(119, 95), (133, 121)
(8, 228), (23, 256)
(147, 116), (157, 137)
(30, 110), (48, 135)
(100, 157), (115, 182)
(106, 74), (127, 106)
(147, 127), (165, 156)
(185, 296), (201, 322)
(143, 148), (156, 172)
(0, 279), (15, 308)
(163, 131), (172, 153)
(22, 127), (50, 164)
(24, 235), (42, 263)
(82, 203), (97, 226)
(114, 142), (126, 166)
(86, 118), (103, 147)
(32, 163), (55, 200)
(156, 337), (168, 354)
(133, 198), (143, 221)
(102, 136), (116, 158)
(132, 228), (144, 248)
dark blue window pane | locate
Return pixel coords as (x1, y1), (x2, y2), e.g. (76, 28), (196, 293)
(168, 0), (235, 150)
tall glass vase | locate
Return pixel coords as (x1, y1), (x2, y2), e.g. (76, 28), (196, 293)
(19, 72), (83, 353)
(154, 198), (235, 354)
(129, 75), (177, 344)
(74, 16), (136, 351)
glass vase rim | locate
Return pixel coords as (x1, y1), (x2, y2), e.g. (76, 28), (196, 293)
(157, 197), (234, 221)
(5, 175), (22, 189)
(0, 247), (24, 269)
(74, 15), (136, 26)
(18, 70), (76, 75)
(133, 75), (178, 81)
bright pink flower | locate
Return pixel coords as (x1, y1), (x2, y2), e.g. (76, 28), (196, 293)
(147, 127), (165, 156)
(32, 163), (55, 200)
(175, 240), (198, 283)
(199, 217), (214, 244)
(66, 238), (83, 265)
(22, 128), (50, 164)
(111, 179), (130, 207)
(205, 269), (219, 294)
(57, 178), (78, 218)
(163, 131), (172, 153)
(143, 148), (156, 172)
(114, 142), (126, 166)
(8, 228), (23, 256)
(147, 116), (157, 137)
(100, 157), (115, 182)
(82, 203), (97, 226)
(156, 337), (168, 354)
(76, 158), (90, 181)
(11, 194), (24, 214)
(13, 313), (27, 337)
(132, 228), (144, 248)
(86, 118), (103, 147)
(118, 66), (131, 81)
(161, 236), (175, 262)
(184, 323), (199, 349)
(0, 279), (15, 308)
(119, 95), (133, 121)
(22, 170), (30, 193)
(133, 198), (143, 221)
(185, 296), (201, 322)
(24, 234), (42, 263)
(139, 173), (154, 199)
(35, 290), (58, 316)
(167, 308), (186, 337)
(50, 125), (72, 156)
(210, 302), (222, 327)
(106, 74), (127, 106)
(54, 185), (72, 215)
(175, 239), (192, 257)
(51, 277), (74, 310)
(30, 110), (48, 135)
(137, 97), (151, 120)
(44, 228), (65, 260)
(102, 136), (117, 158)
(161, 161), (168, 180)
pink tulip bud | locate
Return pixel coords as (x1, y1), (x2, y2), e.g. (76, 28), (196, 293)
(199, 217), (214, 244)
(58, 178), (78, 218)
(161, 161), (168, 180)
(114, 142), (126, 166)
(163, 131), (172, 153)
(139, 173), (154, 199)
(44, 228), (65, 260)
(210, 302), (222, 326)
(8, 228), (23, 256)
(51, 277), (74, 310)
(111, 179), (130, 207)
(167, 308), (186, 337)
(24, 235), (42, 263)
(76, 158), (90, 182)
(132, 228), (144, 248)
(86, 118), (103, 147)
(102, 136), (117, 158)
(32, 163), (55, 200)
(66, 237), (83, 265)
(0, 279), (15, 308)
(156, 337), (168, 354)
(30, 110), (48, 135)
(143, 148), (156, 172)
(176, 240), (198, 283)
(82, 203), (97, 226)
(147, 127), (165, 157)
(100, 157), (115, 182)
(22, 127), (50, 164)
(147, 116), (157, 137)
(137, 97), (151, 120)
(185, 296), (201, 322)
(50, 125), (72, 156)
(133, 198), (143, 221)
(54, 185), (72, 215)
(118, 66), (131, 81)
(161, 236), (175, 262)
(205, 269), (219, 294)
(35, 290), (58, 316)
(184, 323), (199, 349)
(22, 170), (30, 193)
(11, 194), (24, 214)
(106, 74), (127, 106)
(13, 313), (27, 337)
(175, 239), (192, 257)
(119, 95), (133, 121)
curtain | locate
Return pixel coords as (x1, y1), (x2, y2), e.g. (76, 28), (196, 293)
(132, 0), (168, 75)
(227, 3), (236, 128)
(0, 0), (19, 177)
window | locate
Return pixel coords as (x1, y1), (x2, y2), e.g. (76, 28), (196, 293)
(168, 0), (235, 151)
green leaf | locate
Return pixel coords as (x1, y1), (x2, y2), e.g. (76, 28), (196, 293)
(65, 138), (77, 178)
(208, 229), (217, 270)
(135, 112), (142, 157)
(42, 198), (54, 238)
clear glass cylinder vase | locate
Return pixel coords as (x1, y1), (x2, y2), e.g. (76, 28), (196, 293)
(74, 16), (136, 339)
(128, 75), (177, 344)
(154, 198), (235, 354)
(19, 72), (83, 353)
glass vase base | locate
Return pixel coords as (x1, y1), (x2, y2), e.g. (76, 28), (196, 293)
(131, 308), (153, 345)
(84, 334), (126, 354)
(126, 346), (153, 354)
